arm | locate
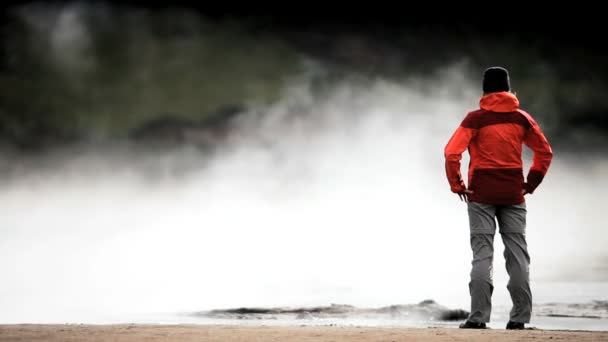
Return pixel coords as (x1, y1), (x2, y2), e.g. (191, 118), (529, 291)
(444, 122), (477, 194)
(523, 117), (553, 194)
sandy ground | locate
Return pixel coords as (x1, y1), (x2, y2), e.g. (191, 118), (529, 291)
(0, 325), (607, 341)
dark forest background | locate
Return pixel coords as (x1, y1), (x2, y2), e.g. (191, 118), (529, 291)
(1, 3), (607, 155)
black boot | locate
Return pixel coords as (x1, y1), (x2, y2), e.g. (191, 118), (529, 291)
(459, 321), (487, 329)
(506, 321), (525, 330)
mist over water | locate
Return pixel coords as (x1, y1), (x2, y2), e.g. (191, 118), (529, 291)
(1, 68), (607, 324)
(1, 3), (607, 326)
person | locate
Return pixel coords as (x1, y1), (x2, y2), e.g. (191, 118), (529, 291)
(444, 66), (553, 330)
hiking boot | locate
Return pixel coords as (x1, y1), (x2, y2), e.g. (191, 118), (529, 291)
(506, 321), (525, 330)
(459, 321), (487, 329)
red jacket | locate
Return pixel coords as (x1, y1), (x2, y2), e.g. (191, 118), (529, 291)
(444, 92), (553, 205)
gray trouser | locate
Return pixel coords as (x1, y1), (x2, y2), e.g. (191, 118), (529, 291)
(467, 202), (531, 324)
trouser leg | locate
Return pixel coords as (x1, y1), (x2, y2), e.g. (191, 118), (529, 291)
(467, 202), (497, 323)
(498, 204), (532, 323)
(468, 234), (495, 323)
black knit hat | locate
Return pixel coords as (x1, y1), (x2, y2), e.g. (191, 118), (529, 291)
(482, 67), (511, 93)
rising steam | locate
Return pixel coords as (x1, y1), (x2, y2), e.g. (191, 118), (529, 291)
(0, 3), (606, 325)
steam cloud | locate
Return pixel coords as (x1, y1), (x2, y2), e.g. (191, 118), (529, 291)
(0, 2), (606, 324)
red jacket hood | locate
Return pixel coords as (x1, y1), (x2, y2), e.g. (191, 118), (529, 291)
(479, 92), (519, 112)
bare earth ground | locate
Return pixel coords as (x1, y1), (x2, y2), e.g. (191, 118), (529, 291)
(1, 325), (607, 342)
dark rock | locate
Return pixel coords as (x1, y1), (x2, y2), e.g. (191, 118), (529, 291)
(438, 309), (469, 321)
(199, 301), (469, 322)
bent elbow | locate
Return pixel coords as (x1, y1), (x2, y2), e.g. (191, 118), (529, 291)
(445, 153), (462, 162)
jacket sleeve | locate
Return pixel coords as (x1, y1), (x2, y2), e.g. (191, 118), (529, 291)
(444, 118), (477, 193)
(523, 116), (553, 194)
